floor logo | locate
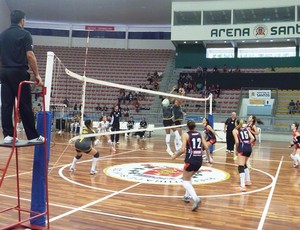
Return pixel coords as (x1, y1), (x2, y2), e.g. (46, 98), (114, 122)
(104, 162), (230, 185)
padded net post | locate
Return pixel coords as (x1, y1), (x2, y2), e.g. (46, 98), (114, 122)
(44, 51), (55, 111)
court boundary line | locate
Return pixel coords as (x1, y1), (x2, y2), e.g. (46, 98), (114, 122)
(257, 155), (284, 230)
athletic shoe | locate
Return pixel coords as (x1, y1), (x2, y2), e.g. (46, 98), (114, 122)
(245, 181), (252, 186)
(209, 156), (213, 164)
(111, 146), (116, 153)
(226, 149), (229, 152)
(183, 196), (190, 203)
(293, 164), (299, 168)
(4, 135), (19, 144)
(247, 162), (252, 170)
(167, 148), (174, 156)
(116, 142), (120, 145)
(230, 150), (234, 153)
(192, 197), (201, 211)
(238, 186), (246, 192)
(28, 135), (45, 143)
(233, 155), (238, 161)
(90, 170), (98, 175)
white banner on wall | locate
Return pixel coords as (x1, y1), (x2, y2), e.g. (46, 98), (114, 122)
(249, 90), (271, 99)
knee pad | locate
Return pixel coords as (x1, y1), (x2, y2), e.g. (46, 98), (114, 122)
(94, 152), (100, 158)
(238, 165), (244, 174)
(75, 154), (82, 160)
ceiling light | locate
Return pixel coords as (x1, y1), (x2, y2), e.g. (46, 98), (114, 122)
(256, 40), (259, 42)
(183, 41), (186, 44)
(242, 40), (245, 43)
(195, 41), (198, 44)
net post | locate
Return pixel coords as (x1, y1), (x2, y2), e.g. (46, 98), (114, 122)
(208, 94), (214, 153)
(45, 51), (55, 111)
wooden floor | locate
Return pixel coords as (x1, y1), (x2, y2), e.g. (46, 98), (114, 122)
(0, 130), (300, 230)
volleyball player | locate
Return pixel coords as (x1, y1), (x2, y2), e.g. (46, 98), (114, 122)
(289, 122), (300, 168)
(162, 86), (176, 156)
(241, 115), (264, 166)
(232, 119), (255, 192)
(173, 87), (185, 151)
(98, 115), (116, 153)
(69, 119), (100, 175)
(202, 117), (222, 164)
(247, 115), (263, 146)
(172, 120), (208, 211)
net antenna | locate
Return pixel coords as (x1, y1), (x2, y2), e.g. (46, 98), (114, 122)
(79, 30), (91, 134)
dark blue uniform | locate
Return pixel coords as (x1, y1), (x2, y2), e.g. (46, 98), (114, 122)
(237, 127), (252, 157)
(184, 131), (203, 172)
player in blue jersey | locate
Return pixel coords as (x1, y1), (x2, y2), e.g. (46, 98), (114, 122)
(233, 119), (255, 192)
(172, 120), (209, 211)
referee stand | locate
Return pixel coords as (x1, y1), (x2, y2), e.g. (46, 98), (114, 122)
(0, 81), (51, 230)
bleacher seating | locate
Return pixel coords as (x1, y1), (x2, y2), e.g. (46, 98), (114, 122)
(33, 46), (174, 118)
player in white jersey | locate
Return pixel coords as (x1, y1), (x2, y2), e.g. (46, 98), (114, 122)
(98, 115), (115, 153)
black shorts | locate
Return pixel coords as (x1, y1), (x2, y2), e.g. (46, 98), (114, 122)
(75, 139), (92, 152)
(163, 119), (173, 127)
(184, 162), (202, 172)
(174, 120), (182, 126)
(237, 143), (252, 157)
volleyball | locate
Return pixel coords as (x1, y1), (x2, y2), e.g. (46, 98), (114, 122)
(162, 98), (170, 107)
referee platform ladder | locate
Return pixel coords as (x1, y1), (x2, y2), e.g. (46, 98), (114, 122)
(0, 81), (50, 230)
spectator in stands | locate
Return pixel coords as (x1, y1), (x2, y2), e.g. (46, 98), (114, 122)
(213, 65), (219, 73)
(152, 79), (159, 90)
(126, 116), (135, 137)
(126, 91), (134, 103)
(234, 66), (241, 73)
(296, 100), (300, 113)
(136, 117), (148, 139)
(74, 103), (78, 111)
(63, 98), (69, 107)
(147, 73), (154, 85)
(134, 99), (140, 112)
(196, 65), (203, 78)
(289, 100), (296, 114)
(124, 106), (130, 120)
(216, 84), (221, 98)
(95, 103), (101, 111)
(223, 64), (228, 73)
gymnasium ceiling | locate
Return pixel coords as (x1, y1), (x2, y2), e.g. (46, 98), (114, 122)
(4, 0), (299, 46)
(4, 0), (206, 25)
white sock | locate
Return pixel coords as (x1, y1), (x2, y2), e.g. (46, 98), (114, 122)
(182, 180), (198, 202)
(91, 157), (98, 172)
(240, 172), (246, 188)
(166, 134), (171, 149)
(291, 154), (298, 165)
(244, 168), (250, 181)
(70, 157), (78, 169)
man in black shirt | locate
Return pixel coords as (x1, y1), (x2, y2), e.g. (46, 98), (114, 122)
(0, 10), (44, 143)
(110, 105), (121, 144)
(224, 112), (237, 153)
(136, 117), (148, 139)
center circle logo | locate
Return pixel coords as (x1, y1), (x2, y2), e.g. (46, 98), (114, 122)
(104, 162), (230, 185)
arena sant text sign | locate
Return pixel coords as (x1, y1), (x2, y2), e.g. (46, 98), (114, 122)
(210, 23), (300, 38)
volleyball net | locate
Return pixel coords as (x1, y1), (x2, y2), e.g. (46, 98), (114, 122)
(44, 51), (214, 142)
